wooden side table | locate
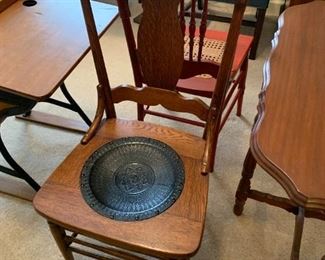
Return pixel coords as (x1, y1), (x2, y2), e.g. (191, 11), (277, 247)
(233, 1), (325, 259)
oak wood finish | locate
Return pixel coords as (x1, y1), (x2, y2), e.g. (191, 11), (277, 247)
(0, 0), (15, 12)
(35, 119), (209, 259)
(34, 0), (249, 259)
(252, 1), (325, 209)
(0, 0), (118, 100)
(0, 0), (117, 132)
(234, 2), (325, 258)
(111, 85), (210, 122)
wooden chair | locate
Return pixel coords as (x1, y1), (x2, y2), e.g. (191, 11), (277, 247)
(196, 0), (270, 59)
(33, 0), (248, 259)
(0, 90), (40, 191)
(123, 0), (253, 130)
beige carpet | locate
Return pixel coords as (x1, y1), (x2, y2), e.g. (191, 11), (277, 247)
(0, 2), (324, 260)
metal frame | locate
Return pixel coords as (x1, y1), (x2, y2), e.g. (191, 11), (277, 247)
(0, 82), (91, 191)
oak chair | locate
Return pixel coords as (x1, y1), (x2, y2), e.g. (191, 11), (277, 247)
(33, 0), (248, 259)
(0, 90), (40, 191)
(123, 0), (252, 130)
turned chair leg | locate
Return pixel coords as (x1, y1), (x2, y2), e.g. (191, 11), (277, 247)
(48, 222), (74, 260)
(233, 149), (257, 216)
(290, 207), (305, 260)
(236, 56), (249, 117)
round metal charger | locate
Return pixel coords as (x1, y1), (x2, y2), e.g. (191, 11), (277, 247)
(80, 137), (185, 221)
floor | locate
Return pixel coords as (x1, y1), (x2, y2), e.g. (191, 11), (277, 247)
(0, 1), (324, 260)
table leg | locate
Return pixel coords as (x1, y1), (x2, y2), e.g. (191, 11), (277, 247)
(249, 8), (266, 60)
(291, 207), (305, 260)
(0, 130), (39, 200)
(17, 83), (91, 133)
(233, 148), (257, 216)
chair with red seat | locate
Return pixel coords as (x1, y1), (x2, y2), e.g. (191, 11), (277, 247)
(120, 0), (253, 130)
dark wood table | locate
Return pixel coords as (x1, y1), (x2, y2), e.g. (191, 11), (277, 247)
(0, 0), (118, 200)
(234, 1), (325, 259)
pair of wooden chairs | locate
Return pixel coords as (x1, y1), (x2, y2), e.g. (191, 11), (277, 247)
(34, 0), (250, 259)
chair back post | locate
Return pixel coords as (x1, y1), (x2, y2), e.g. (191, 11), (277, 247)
(80, 0), (116, 118)
(117, 0), (143, 88)
(202, 0), (248, 173)
(197, 0), (209, 60)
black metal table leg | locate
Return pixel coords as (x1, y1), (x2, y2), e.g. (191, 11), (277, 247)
(45, 83), (92, 126)
(0, 132), (40, 191)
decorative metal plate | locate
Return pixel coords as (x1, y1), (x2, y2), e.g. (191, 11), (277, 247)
(80, 137), (185, 221)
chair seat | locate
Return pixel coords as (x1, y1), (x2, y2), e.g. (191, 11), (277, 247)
(34, 118), (209, 258)
(184, 30), (253, 72)
(179, 30), (252, 97)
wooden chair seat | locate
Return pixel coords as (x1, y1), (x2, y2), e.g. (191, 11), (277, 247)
(34, 118), (208, 258)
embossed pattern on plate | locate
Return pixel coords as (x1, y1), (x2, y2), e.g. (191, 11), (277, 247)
(80, 137), (185, 221)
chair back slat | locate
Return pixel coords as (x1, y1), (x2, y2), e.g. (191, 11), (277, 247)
(112, 85), (209, 121)
(179, 0), (186, 36)
(137, 0), (184, 90)
(197, 0), (209, 61)
(188, 0), (197, 61)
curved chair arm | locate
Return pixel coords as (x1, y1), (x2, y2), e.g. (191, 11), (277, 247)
(81, 85), (105, 144)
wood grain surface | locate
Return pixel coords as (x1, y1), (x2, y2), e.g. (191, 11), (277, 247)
(0, 0), (118, 100)
(251, 1), (325, 209)
(34, 119), (209, 258)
